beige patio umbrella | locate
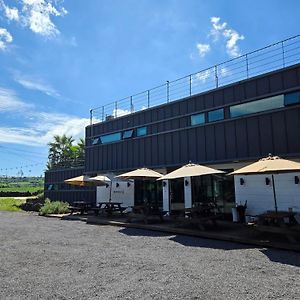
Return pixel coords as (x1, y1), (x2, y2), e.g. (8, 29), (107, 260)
(64, 175), (110, 187)
(230, 154), (300, 213)
(116, 168), (163, 180)
(158, 163), (224, 180)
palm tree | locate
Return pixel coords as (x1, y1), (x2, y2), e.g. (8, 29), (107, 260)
(47, 135), (82, 169)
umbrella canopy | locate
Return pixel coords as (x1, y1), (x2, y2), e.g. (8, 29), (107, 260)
(64, 175), (110, 187)
(230, 155), (300, 175)
(89, 175), (111, 186)
(158, 163), (224, 180)
(116, 168), (163, 180)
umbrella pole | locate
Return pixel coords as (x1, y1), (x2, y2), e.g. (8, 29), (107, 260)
(271, 174), (278, 214)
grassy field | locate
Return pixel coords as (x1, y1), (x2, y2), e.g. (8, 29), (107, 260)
(0, 177), (44, 194)
(0, 198), (26, 211)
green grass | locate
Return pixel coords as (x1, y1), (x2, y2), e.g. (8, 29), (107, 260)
(0, 198), (26, 212)
(0, 178), (44, 194)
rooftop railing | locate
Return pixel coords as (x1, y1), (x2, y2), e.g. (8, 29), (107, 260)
(90, 34), (300, 125)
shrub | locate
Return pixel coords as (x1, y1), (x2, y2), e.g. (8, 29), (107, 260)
(39, 199), (70, 215)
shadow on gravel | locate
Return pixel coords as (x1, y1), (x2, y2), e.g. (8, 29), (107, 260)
(119, 227), (172, 237)
(260, 249), (300, 267)
(169, 235), (257, 251)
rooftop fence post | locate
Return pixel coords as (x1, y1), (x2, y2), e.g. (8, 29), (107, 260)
(166, 81), (170, 103)
(189, 75), (192, 96)
(115, 101), (118, 118)
(147, 90), (150, 108)
(246, 54), (249, 78)
(281, 41), (285, 68)
(102, 106), (104, 122)
(89, 109), (93, 126)
(130, 96), (134, 113)
(214, 65), (219, 88)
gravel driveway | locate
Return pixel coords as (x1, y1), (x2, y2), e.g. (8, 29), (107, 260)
(0, 211), (299, 300)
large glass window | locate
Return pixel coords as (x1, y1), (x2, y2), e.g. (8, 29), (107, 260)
(123, 129), (133, 139)
(191, 113), (205, 126)
(230, 95), (284, 118)
(100, 132), (121, 144)
(284, 91), (300, 106)
(208, 108), (224, 122)
(137, 126), (147, 137)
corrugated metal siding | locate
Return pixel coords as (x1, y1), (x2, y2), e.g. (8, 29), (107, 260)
(85, 64), (300, 173)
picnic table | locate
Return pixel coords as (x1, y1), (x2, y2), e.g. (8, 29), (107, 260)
(258, 211), (297, 226)
(69, 201), (93, 215)
(92, 202), (127, 216)
(127, 205), (165, 224)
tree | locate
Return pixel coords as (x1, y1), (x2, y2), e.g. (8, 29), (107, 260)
(47, 135), (85, 170)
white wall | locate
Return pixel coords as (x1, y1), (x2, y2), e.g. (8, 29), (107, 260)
(96, 178), (134, 207)
(234, 172), (300, 215)
(162, 180), (170, 212)
(184, 176), (192, 209)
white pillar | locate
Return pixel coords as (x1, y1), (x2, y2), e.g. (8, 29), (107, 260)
(162, 180), (170, 212)
(184, 176), (192, 209)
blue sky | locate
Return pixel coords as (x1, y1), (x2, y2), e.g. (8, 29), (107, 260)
(0, 0), (300, 176)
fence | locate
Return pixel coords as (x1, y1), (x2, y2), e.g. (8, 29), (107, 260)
(90, 34), (300, 125)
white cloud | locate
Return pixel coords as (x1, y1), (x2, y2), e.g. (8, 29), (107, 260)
(223, 28), (245, 57)
(193, 69), (212, 84)
(0, 0), (67, 39)
(209, 16), (227, 41)
(0, 87), (33, 112)
(14, 73), (60, 97)
(0, 1), (19, 21)
(112, 108), (131, 117)
(0, 27), (12, 50)
(196, 43), (210, 58)
(21, 0), (68, 37)
(0, 86), (89, 147)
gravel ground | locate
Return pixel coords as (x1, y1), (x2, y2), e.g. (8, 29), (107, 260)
(0, 211), (300, 300)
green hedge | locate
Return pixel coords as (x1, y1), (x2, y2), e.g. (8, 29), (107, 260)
(39, 199), (70, 215)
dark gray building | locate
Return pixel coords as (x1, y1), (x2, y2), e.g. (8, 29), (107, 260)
(45, 35), (300, 210)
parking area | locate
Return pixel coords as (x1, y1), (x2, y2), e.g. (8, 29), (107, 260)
(0, 211), (299, 299)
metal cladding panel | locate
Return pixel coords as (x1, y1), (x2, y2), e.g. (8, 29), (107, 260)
(145, 137), (152, 166)
(269, 73), (283, 93)
(158, 134), (166, 165)
(179, 130), (189, 164)
(172, 131), (180, 163)
(214, 89), (224, 107)
(165, 133), (173, 164)
(271, 111), (288, 155)
(215, 123), (226, 160)
(204, 93), (214, 109)
(234, 83), (245, 102)
(205, 125), (215, 161)
(187, 127), (197, 163)
(235, 119), (248, 158)
(151, 135), (158, 166)
(223, 86), (234, 105)
(196, 126), (206, 161)
(224, 121), (237, 159)
(259, 114), (274, 156)
(285, 108), (300, 153)
(256, 77), (270, 96)
(195, 95), (205, 111)
(283, 68), (298, 89)
(138, 138), (145, 167)
(246, 117), (261, 157)
(245, 80), (257, 99)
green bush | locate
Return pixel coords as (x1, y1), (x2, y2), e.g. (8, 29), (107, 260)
(39, 199), (70, 215)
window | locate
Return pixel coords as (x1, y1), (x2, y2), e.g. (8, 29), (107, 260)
(47, 184), (53, 190)
(100, 132), (121, 144)
(208, 108), (224, 122)
(230, 95), (284, 118)
(284, 91), (300, 106)
(191, 113), (205, 126)
(92, 137), (100, 145)
(137, 127), (147, 136)
(123, 129), (133, 139)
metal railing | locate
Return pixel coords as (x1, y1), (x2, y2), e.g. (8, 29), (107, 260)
(90, 35), (300, 125)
